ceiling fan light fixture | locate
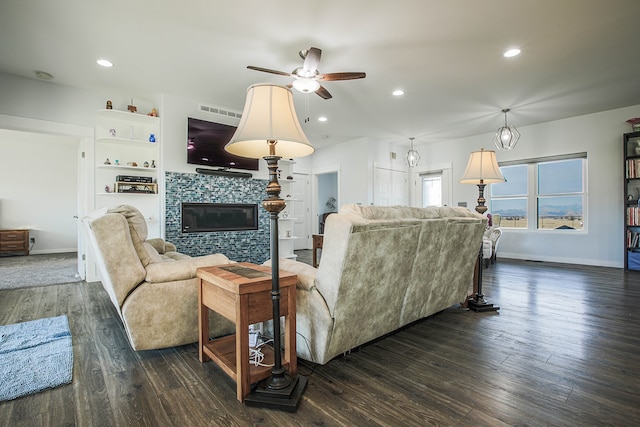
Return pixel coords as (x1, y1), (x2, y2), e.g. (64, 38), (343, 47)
(493, 108), (520, 150)
(292, 78), (320, 93)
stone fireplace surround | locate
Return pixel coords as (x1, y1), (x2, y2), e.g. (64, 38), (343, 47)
(165, 171), (270, 264)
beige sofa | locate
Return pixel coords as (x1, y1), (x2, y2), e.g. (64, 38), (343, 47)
(83, 205), (234, 351)
(270, 204), (486, 365)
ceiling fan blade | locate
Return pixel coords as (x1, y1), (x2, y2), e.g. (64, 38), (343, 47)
(246, 66), (291, 77)
(319, 72), (366, 81)
(302, 47), (322, 74)
(316, 85), (332, 100)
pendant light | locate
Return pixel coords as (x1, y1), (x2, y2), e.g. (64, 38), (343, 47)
(406, 137), (420, 167)
(493, 108), (520, 150)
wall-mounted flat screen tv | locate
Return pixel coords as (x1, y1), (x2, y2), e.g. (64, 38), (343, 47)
(187, 117), (259, 171)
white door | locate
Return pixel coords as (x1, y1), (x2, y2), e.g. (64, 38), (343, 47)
(293, 172), (311, 249)
(374, 166), (408, 206)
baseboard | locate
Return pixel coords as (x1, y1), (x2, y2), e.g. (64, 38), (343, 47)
(499, 253), (620, 268)
(30, 249), (77, 255)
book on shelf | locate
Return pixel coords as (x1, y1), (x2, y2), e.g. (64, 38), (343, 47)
(627, 158), (640, 178)
(627, 229), (640, 249)
(628, 206), (640, 226)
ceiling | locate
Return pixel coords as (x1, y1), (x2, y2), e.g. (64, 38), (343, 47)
(2, 0), (640, 149)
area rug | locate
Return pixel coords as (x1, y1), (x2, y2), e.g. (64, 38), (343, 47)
(0, 315), (73, 401)
(0, 252), (81, 290)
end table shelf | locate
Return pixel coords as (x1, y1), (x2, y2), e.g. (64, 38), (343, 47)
(197, 262), (298, 402)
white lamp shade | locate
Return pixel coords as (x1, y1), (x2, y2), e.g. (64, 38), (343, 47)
(225, 83), (315, 159)
(459, 148), (505, 184)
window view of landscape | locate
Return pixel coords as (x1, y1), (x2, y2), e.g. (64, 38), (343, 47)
(490, 158), (584, 230)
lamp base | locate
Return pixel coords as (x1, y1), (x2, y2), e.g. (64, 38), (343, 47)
(468, 297), (500, 312)
(244, 374), (308, 412)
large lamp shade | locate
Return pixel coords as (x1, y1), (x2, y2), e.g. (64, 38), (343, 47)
(225, 83), (314, 159)
(459, 149), (505, 184)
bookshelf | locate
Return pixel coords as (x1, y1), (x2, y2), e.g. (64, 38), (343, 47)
(624, 131), (640, 270)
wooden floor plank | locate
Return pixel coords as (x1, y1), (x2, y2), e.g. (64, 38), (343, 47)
(2, 258), (640, 426)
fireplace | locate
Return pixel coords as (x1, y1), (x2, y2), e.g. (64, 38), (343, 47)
(182, 202), (258, 233)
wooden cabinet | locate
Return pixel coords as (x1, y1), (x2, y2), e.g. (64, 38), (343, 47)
(0, 229), (29, 256)
(623, 130), (640, 270)
(94, 109), (161, 237)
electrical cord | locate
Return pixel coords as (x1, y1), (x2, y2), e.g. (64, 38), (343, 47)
(249, 336), (275, 367)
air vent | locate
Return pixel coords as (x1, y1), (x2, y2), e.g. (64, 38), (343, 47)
(199, 104), (242, 119)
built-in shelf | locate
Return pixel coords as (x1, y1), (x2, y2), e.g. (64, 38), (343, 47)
(97, 193), (158, 197)
(95, 136), (157, 146)
(97, 109), (160, 124)
(96, 164), (157, 172)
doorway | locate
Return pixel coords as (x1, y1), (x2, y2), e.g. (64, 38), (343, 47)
(0, 115), (93, 279)
(316, 171), (339, 235)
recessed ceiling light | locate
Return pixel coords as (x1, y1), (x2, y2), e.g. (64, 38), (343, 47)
(392, 89), (405, 96)
(318, 116), (328, 122)
(97, 59), (113, 67)
(504, 48), (521, 58)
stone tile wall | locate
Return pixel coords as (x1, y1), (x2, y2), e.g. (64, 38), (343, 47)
(165, 171), (270, 264)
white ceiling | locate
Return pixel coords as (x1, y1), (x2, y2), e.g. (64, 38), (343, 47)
(1, 0), (640, 149)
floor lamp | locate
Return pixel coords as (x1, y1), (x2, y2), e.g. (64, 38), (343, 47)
(225, 83), (313, 411)
(459, 148), (505, 312)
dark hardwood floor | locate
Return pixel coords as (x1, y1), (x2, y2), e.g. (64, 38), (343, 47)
(1, 255), (640, 426)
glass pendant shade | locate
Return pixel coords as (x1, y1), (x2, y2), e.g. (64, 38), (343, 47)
(292, 78), (320, 93)
(406, 137), (420, 167)
(493, 109), (520, 150)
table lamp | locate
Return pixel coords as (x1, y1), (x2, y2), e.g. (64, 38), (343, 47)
(225, 83), (313, 410)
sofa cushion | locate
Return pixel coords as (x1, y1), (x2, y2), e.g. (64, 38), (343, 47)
(108, 205), (150, 264)
(145, 253), (232, 283)
(340, 203), (478, 220)
(141, 242), (163, 266)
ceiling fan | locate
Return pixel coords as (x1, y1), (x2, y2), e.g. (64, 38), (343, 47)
(247, 47), (366, 99)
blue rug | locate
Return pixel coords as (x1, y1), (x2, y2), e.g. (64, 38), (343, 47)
(0, 315), (73, 401)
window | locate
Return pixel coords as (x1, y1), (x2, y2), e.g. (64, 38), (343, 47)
(490, 154), (586, 231)
(421, 173), (442, 207)
(491, 165), (528, 228)
(537, 159), (584, 230)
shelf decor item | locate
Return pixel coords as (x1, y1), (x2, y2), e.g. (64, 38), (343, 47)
(635, 140), (640, 156)
(149, 134), (156, 142)
(627, 118), (640, 132)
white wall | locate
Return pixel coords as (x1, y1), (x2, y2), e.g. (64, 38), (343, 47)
(310, 137), (371, 206)
(416, 105), (640, 267)
(0, 129), (79, 253)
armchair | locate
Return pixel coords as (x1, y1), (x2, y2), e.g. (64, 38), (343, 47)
(83, 204), (234, 350)
(483, 227), (502, 267)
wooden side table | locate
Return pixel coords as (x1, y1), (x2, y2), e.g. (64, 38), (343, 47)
(197, 262), (298, 402)
(312, 234), (324, 268)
